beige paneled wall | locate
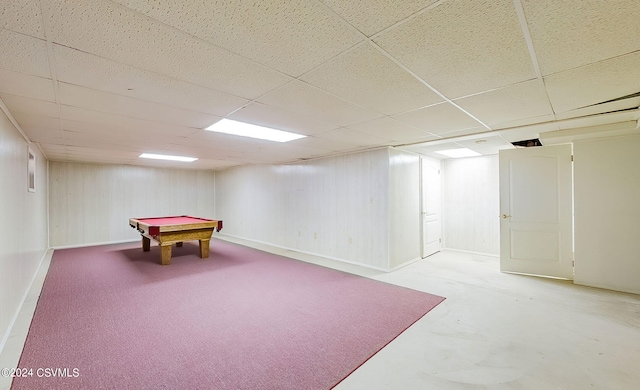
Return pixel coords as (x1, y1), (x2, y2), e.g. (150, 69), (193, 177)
(215, 148), (391, 269)
(0, 109), (48, 354)
(574, 134), (640, 294)
(49, 162), (216, 247)
(443, 155), (499, 255)
(388, 148), (421, 269)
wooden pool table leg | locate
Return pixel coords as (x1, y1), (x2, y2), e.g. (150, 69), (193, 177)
(199, 239), (210, 259)
(142, 236), (150, 252)
(160, 244), (172, 265)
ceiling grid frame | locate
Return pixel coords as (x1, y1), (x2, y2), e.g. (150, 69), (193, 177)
(311, 0), (492, 132)
(0, 0), (637, 168)
(512, 0), (557, 119)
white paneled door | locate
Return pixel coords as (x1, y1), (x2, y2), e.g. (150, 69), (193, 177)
(421, 157), (441, 258)
(499, 145), (573, 279)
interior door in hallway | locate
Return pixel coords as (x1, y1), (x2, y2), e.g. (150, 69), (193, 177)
(421, 157), (441, 258)
(499, 144), (573, 279)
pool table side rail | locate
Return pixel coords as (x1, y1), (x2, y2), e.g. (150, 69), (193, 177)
(129, 216), (223, 237)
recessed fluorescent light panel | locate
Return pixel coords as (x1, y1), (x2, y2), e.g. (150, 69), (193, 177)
(434, 148), (481, 158)
(139, 153), (198, 162)
(205, 119), (306, 142)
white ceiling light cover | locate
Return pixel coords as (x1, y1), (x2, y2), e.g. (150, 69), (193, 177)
(434, 148), (482, 158)
(139, 153), (198, 162)
(205, 119), (306, 142)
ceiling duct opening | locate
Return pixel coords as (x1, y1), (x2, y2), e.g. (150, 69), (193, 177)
(512, 138), (542, 148)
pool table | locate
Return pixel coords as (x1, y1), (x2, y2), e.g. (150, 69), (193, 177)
(129, 216), (223, 265)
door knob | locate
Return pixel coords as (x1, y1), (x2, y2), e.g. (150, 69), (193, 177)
(501, 214), (512, 219)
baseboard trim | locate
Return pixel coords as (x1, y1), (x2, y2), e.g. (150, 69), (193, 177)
(50, 238), (139, 250)
(441, 247), (499, 258)
(388, 256), (423, 272)
(217, 233), (391, 272)
(0, 248), (52, 357)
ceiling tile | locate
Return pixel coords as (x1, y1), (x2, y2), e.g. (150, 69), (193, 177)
(252, 142), (330, 160)
(1, 0), (638, 169)
(45, 0), (291, 99)
(37, 143), (67, 152)
(58, 83), (220, 129)
(489, 114), (557, 131)
(345, 116), (436, 143)
(374, 0), (535, 98)
(392, 102), (483, 134)
(456, 136), (515, 155)
(156, 153), (243, 170)
(300, 43), (443, 115)
(158, 147), (231, 161)
(62, 130), (186, 151)
(256, 80), (383, 126)
(0, 68), (55, 101)
(0, 0), (44, 38)
(180, 130), (270, 153)
(227, 102), (337, 136)
(60, 106), (201, 139)
(197, 162), (246, 170)
(287, 135), (355, 152)
(0, 30), (49, 78)
(436, 127), (489, 139)
(113, 0), (364, 77)
(523, 0), (640, 75)
(500, 124), (560, 142)
(16, 127), (63, 144)
(161, 142), (255, 160)
(50, 145), (139, 161)
(61, 131), (144, 150)
(181, 131), (361, 158)
(0, 94), (59, 118)
(400, 141), (461, 153)
(320, 0), (439, 37)
(454, 80), (554, 126)
(313, 127), (390, 147)
(53, 44), (248, 117)
(11, 111), (60, 131)
(544, 52), (640, 114)
(398, 140), (465, 160)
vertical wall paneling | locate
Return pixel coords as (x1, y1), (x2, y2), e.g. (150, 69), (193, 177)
(48, 163), (216, 247)
(443, 155), (500, 255)
(573, 134), (640, 294)
(215, 149), (391, 269)
(388, 148), (421, 269)
(0, 109), (48, 354)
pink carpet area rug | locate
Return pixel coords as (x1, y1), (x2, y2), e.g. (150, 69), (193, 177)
(12, 239), (444, 389)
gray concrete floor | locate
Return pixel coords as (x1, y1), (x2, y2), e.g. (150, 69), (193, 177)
(336, 251), (640, 389)
(2, 238), (639, 389)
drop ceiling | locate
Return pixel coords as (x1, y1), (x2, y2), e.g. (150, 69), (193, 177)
(1, 0), (639, 169)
